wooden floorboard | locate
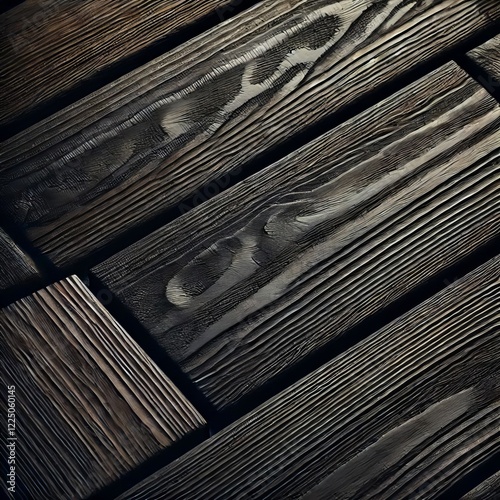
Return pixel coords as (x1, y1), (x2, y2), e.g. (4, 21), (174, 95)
(0, 0), (245, 127)
(1, 0), (499, 268)
(467, 34), (500, 91)
(0, 276), (205, 499)
(461, 470), (500, 499)
(93, 61), (500, 409)
(114, 255), (500, 500)
(0, 228), (38, 293)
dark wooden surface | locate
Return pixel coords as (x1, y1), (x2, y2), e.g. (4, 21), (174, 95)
(467, 34), (500, 88)
(115, 255), (500, 500)
(94, 61), (500, 409)
(1, 0), (499, 268)
(0, 228), (38, 292)
(1, 4), (499, 499)
(0, 0), (245, 127)
(0, 276), (205, 499)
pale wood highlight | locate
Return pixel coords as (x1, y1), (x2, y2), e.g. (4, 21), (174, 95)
(0, 0), (245, 126)
(1, 0), (499, 267)
(94, 62), (500, 408)
(116, 255), (500, 499)
(0, 276), (205, 499)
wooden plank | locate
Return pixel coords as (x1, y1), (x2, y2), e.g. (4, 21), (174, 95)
(0, 227), (39, 291)
(0, 276), (205, 499)
(0, 0), (246, 126)
(461, 471), (500, 499)
(467, 34), (500, 92)
(1, 0), (499, 268)
(93, 61), (500, 409)
(115, 255), (500, 500)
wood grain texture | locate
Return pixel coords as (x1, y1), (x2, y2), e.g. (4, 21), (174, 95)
(1, 0), (499, 267)
(93, 62), (500, 409)
(116, 255), (500, 500)
(467, 34), (500, 89)
(0, 228), (39, 292)
(0, 276), (205, 499)
(0, 0), (245, 126)
(461, 470), (500, 499)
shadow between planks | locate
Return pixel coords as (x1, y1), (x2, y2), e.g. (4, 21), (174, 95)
(0, 0), (499, 272)
(105, 254), (500, 500)
(460, 34), (500, 104)
(458, 468), (500, 499)
(93, 60), (500, 410)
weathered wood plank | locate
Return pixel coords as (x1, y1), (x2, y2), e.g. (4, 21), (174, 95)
(0, 227), (39, 291)
(116, 255), (500, 500)
(0, 0), (246, 127)
(467, 34), (500, 93)
(1, 0), (499, 267)
(93, 62), (500, 409)
(0, 276), (205, 499)
(461, 471), (500, 499)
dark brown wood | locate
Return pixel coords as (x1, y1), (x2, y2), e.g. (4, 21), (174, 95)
(93, 61), (500, 409)
(1, 0), (499, 268)
(0, 227), (39, 291)
(115, 255), (500, 500)
(467, 34), (500, 92)
(0, 276), (205, 499)
(461, 471), (500, 499)
(0, 0), (246, 126)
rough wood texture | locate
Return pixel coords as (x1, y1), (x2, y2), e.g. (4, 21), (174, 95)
(0, 228), (39, 291)
(467, 34), (500, 90)
(93, 62), (500, 409)
(116, 255), (500, 500)
(461, 471), (500, 499)
(1, 0), (499, 268)
(0, 0), (244, 126)
(0, 276), (205, 499)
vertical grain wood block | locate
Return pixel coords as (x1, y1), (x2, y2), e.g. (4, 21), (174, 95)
(0, 228), (39, 293)
(0, 276), (205, 499)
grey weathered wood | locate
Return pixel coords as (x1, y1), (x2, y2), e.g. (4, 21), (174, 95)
(116, 255), (500, 500)
(0, 0), (246, 127)
(0, 276), (205, 499)
(0, 227), (39, 291)
(461, 471), (500, 499)
(1, 0), (499, 267)
(93, 61), (500, 409)
(467, 34), (500, 93)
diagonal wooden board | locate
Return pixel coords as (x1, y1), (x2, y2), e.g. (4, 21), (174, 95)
(0, 276), (205, 499)
(0, 228), (39, 293)
(467, 34), (500, 93)
(460, 470), (500, 499)
(1, 0), (499, 268)
(115, 254), (500, 500)
(93, 61), (500, 409)
(0, 0), (246, 127)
